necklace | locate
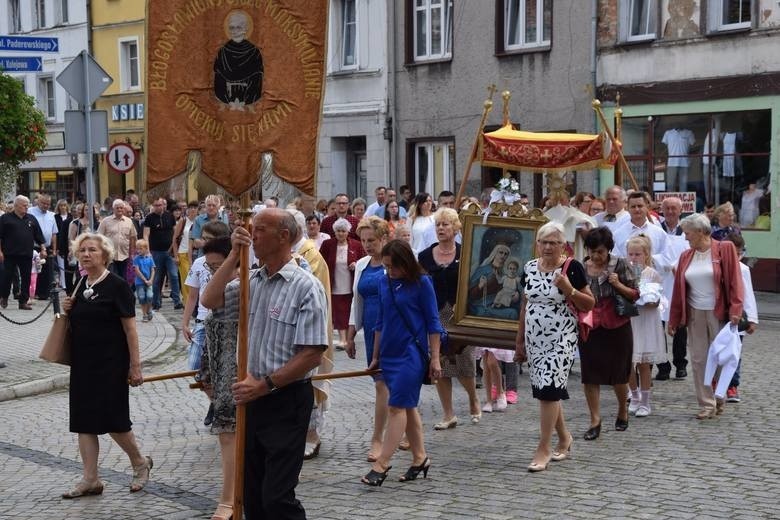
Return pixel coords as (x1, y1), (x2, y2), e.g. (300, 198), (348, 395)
(437, 245), (456, 254)
(83, 270), (109, 299)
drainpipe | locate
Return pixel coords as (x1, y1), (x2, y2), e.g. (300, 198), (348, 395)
(591, 0), (601, 195)
(386, 0), (397, 188)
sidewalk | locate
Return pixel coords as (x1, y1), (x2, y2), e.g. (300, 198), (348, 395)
(0, 299), (177, 402)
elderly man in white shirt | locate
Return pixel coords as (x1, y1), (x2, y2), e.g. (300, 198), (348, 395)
(612, 192), (668, 264)
(654, 197), (691, 380)
(594, 185), (630, 232)
(28, 193), (58, 300)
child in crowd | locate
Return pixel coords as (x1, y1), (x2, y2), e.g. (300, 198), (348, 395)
(626, 235), (667, 417)
(133, 239), (156, 322)
(394, 223), (412, 245)
(723, 233), (758, 403)
(29, 250), (43, 297)
(474, 348), (512, 412)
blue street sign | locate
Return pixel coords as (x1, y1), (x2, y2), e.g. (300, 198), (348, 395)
(0, 56), (42, 72)
(0, 35), (59, 53)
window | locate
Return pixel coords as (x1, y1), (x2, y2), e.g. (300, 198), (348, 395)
(8, 0), (21, 33)
(708, 0), (751, 31)
(120, 39), (140, 90)
(619, 0), (657, 42)
(414, 141), (455, 195)
(57, 0), (69, 24)
(341, 0), (357, 68)
(505, 0), (551, 49)
(621, 110), (771, 229)
(34, 0), (45, 28)
(413, 0), (453, 61)
(38, 76), (56, 119)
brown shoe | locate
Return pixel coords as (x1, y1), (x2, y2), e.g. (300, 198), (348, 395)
(18, 302), (33, 310)
(0, 298), (6, 309)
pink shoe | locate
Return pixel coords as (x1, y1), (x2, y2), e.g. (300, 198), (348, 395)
(506, 390), (518, 404)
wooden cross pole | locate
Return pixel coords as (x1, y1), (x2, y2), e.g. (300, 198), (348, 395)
(455, 84), (497, 207)
(592, 99), (639, 191)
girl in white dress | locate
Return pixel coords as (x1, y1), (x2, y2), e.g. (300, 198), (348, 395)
(626, 235), (667, 417)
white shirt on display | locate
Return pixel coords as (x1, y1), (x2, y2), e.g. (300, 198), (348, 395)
(662, 128), (695, 168)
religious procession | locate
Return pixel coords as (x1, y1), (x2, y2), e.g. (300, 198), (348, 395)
(1, 1), (778, 519)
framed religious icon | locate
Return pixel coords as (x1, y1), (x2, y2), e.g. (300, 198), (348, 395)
(452, 210), (547, 333)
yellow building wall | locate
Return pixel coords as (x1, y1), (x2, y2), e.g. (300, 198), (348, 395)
(91, 0), (145, 201)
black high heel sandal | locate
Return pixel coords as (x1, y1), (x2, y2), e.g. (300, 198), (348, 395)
(361, 466), (392, 487)
(615, 416), (629, 431)
(398, 457), (430, 482)
(583, 421), (602, 441)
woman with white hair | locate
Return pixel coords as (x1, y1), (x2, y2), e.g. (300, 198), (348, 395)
(320, 217), (365, 348)
(515, 222), (594, 472)
(668, 213), (743, 419)
(61, 233), (152, 498)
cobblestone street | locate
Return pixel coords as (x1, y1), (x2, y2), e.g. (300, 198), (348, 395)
(1, 301), (779, 519)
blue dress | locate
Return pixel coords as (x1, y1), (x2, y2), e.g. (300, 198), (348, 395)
(376, 276), (443, 408)
(357, 264), (385, 368)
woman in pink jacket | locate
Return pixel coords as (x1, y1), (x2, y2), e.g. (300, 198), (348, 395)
(668, 213), (743, 420)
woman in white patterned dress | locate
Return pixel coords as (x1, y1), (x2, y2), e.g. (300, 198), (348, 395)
(515, 222), (594, 472)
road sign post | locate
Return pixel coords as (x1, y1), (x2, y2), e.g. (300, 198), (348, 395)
(56, 50), (112, 231)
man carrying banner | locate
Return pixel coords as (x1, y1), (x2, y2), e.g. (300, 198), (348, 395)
(209, 208), (327, 519)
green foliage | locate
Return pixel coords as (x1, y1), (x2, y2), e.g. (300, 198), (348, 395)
(0, 71), (48, 169)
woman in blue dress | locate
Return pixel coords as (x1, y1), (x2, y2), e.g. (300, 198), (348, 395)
(347, 216), (391, 463)
(362, 240), (443, 487)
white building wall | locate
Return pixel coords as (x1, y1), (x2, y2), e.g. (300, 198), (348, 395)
(2, 0), (90, 173)
(317, 0), (390, 203)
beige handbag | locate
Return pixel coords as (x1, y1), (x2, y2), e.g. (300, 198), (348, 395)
(39, 277), (84, 366)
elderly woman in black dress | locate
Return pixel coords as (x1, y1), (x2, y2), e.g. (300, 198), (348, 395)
(61, 232), (152, 499)
(418, 208), (481, 429)
(580, 227), (639, 440)
(515, 222), (594, 472)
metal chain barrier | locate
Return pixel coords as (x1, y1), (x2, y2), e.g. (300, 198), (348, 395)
(0, 252), (61, 325)
(0, 300), (53, 325)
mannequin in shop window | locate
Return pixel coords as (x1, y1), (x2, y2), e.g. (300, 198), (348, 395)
(703, 120), (722, 204)
(740, 183), (764, 228)
(662, 127), (695, 192)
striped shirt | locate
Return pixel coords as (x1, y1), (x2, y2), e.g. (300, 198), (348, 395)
(230, 258), (328, 379)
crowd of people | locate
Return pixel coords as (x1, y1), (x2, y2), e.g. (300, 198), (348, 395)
(0, 181), (760, 518)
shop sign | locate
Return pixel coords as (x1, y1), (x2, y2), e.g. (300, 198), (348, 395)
(112, 103), (144, 121)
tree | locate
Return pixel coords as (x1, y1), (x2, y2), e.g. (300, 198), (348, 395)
(0, 71), (48, 197)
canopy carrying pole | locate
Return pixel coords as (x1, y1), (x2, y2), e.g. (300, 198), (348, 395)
(455, 85), (497, 206)
(592, 99), (639, 191)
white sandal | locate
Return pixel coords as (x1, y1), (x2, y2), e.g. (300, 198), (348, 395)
(130, 456), (153, 492)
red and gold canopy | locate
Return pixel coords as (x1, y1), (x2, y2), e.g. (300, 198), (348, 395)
(479, 124), (619, 172)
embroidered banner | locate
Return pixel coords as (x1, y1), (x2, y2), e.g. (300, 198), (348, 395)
(146, 0), (328, 196)
(480, 125), (617, 172)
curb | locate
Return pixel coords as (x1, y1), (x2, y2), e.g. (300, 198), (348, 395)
(0, 373), (70, 402)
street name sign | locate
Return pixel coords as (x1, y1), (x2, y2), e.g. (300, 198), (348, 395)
(0, 35), (59, 52)
(0, 56), (42, 72)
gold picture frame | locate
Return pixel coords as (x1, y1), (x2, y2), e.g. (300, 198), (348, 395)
(452, 207), (547, 333)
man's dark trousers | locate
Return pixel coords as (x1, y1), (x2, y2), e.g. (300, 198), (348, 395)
(1, 255), (32, 305)
(657, 326), (688, 376)
(244, 381), (313, 519)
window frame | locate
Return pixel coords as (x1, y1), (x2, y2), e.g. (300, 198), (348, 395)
(407, 139), (456, 196)
(708, 0), (752, 32)
(8, 0), (22, 33)
(340, 0), (358, 70)
(119, 37), (141, 92)
(33, 0), (46, 29)
(56, 0), (69, 24)
(618, 0), (658, 43)
(410, 0), (454, 63)
(504, 0), (552, 51)
(38, 75), (56, 120)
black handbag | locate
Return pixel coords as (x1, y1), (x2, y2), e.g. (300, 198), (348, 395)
(610, 258), (639, 318)
(387, 277), (432, 385)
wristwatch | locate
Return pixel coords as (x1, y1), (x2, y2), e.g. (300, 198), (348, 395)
(264, 374), (278, 394)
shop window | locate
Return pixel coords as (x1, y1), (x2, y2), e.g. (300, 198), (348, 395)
(621, 109), (771, 229)
(619, 0), (657, 42)
(708, 0), (751, 31)
(410, 0), (453, 62)
(412, 141), (455, 196)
